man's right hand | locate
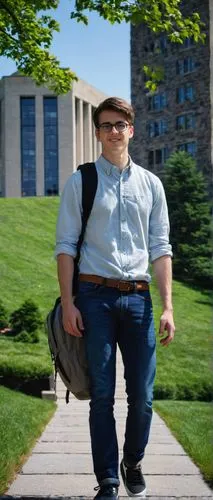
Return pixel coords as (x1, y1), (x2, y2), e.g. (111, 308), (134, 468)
(62, 302), (84, 337)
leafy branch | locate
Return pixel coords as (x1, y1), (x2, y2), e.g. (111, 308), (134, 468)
(0, 0), (206, 94)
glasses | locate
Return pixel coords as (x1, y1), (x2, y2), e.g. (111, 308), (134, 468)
(98, 121), (130, 133)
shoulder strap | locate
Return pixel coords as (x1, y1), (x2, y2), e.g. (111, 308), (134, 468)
(77, 162), (98, 227)
(76, 162), (98, 254)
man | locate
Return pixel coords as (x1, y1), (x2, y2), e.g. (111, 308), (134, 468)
(55, 97), (175, 499)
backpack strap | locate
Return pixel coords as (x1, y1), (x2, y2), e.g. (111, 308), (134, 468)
(78, 162), (98, 227)
(77, 162), (98, 248)
(72, 162), (98, 294)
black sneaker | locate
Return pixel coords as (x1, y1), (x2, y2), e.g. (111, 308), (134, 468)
(94, 484), (119, 499)
(120, 459), (146, 497)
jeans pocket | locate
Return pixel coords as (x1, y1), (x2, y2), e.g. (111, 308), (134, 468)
(78, 282), (100, 294)
(136, 290), (152, 302)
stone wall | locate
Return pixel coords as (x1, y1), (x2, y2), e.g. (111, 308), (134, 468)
(130, 0), (212, 186)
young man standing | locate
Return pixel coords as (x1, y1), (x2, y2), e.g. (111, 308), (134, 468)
(55, 97), (175, 499)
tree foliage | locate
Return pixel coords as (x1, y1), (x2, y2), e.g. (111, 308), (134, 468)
(0, 0), (205, 94)
(163, 152), (212, 288)
(71, 0), (205, 43)
(0, 0), (77, 93)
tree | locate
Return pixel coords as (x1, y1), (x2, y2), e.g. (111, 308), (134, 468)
(0, 0), (77, 93)
(0, 0), (205, 94)
(163, 151), (212, 288)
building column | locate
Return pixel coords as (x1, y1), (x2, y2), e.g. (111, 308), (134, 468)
(83, 102), (93, 162)
(71, 93), (77, 171)
(5, 93), (21, 197)
(36, 96), (44, 196)
(76, 98), (84, 165)
(58, 92), (75, 192)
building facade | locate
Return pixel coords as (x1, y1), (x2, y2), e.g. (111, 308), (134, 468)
(0, 73), (107, 197)
(130, 0), (213, 185)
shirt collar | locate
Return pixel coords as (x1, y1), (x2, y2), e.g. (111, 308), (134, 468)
(97, 154), (132, 177)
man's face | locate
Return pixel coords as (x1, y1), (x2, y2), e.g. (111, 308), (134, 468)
(95, 110), (134, 155)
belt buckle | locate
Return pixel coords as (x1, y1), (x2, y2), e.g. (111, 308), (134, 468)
(119, 280), (134, 292)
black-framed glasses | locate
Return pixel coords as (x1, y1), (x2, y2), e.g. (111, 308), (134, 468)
(98, 121), (130, 133)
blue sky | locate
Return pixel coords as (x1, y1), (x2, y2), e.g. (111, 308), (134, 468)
(0, 0), (130, 100)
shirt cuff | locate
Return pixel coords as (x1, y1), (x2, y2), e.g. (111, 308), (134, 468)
(54, 243), (77, 260)
(150, 246), (173, 263)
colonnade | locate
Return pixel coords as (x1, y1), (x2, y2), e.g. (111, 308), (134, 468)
(75, 98), (102, 167)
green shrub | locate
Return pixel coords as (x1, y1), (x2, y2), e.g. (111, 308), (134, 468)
(0, 300), (8, 329)
(13, 330), (40, 344)
(9, 299), (43, 335)
(154, 382), (213, 402)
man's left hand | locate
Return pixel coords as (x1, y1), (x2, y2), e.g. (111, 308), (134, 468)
(159, 309), (175, 346)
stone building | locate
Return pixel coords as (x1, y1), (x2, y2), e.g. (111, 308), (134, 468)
(0, 73), (107, 197)
(130, 0), (213, 184)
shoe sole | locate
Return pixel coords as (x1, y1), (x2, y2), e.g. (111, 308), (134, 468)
(120, 462), (146, 498)
(93, 497), (119, 499)
(94, 493), (119, 499)
(93, 496), (119, 500)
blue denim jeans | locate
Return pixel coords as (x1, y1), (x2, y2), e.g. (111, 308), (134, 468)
(75, 282), (156, 486)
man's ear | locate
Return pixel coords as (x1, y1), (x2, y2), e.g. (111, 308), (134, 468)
(95, 128), (100, 142)
(129, 125), (134, 139)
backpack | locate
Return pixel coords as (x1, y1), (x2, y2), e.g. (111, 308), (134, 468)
(46, 162), (98, 403)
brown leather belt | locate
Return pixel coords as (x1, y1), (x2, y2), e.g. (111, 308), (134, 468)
(79, 274), (149, 292)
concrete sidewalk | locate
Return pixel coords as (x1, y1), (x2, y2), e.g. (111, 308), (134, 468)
(5, 353), (213, 499)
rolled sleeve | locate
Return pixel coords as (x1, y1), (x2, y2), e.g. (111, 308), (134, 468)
(149, 177), (173, 263)
(55, 172), (82, 259)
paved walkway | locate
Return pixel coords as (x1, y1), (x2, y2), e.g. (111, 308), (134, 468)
(4, 352), (213, 499)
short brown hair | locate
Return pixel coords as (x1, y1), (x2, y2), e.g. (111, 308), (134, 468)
(93, 97), (135, 128)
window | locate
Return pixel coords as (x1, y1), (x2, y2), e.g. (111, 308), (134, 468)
(43, 97), (58, 195)
(176, 113), (196, 130)
(144, 35), (168, 55)
(183, 37), (194, 49)
(148, 119), (168, 137)
(148, 150), (154, 167)
(148, 147), (169, 167)
(148, 93), (167, 111)
(176, 57), (196, 75)
(176, 85), (195, 104)
(20, 97), (36, 196)
(160, 35), (168, 54)
(177, 142), (197, 156)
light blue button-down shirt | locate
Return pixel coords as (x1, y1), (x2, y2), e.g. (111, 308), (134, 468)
(55, 155), (172, 282)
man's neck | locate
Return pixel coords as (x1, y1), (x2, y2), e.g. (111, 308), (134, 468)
(102, 151), (129, 171)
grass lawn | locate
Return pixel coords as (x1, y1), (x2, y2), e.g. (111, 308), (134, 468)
(151, 279), (212, 400)
(0, 197), (60, 316)
(0, 198), (212, 491)
(0, 198), (212, 399)
(0, 386), (56, 495)
(154, 401), (213, 487)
